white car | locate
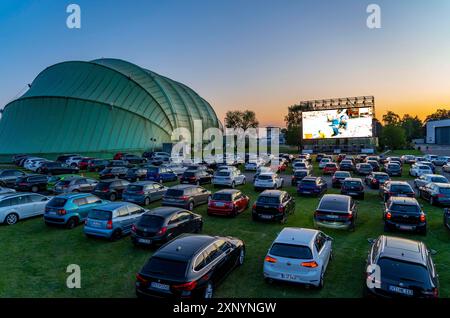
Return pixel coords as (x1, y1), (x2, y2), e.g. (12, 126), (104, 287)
(319, 158), (332, 169)
(263, 227), (333, 288)
(414, 174), (449, 188)
(0, 192), (50, 225)
(245, 161), (261, 171)
(161, 163), (187, 175)
(409, 164), (433, 177)
(254, 172), (283, 190)
(30, 159), (51, 172)
(24, 157), (46, 171)
(293, 161), (313, 172)
(212, 170), (246, 188)
(66, 156), (84, 167)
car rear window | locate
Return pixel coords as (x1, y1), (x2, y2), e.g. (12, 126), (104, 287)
(165, 189), (184, 197)
(147, 167), (159, 173)
(88, 209), (112, 220)
(258, 175), (273, 180)
(138, 215), (165, 227)
(390, 203), (420, 213)
(388, 164), (400, 169)
(270, 243), (313, 260)
(47, 197), (67, 207)
(318, 198), (349, 212)
(390, 184), (412, 193)
(294, 171), (307, 177)
(325, 163), (336, 167)
(376, 174), (389, 180)
(431, 177), (448, 183)
(301, 179), (316, 185)
(216, 171), (230, 177)
(142, 257), (188, 278)
(127, 185), (144, 192)
(335, 172), (350, 178)
(343, 181), (362, 187)
(257, 196), (280, 204)
(96, 182), (111, 190)
(377, 258), (432, 288)
(212, 193), (232, 201)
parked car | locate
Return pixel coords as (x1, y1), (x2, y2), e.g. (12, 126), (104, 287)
(113, 152), (128, 160)
(339, 160), (354, 172)
(254, 172), (283, 191)
(84, 202), (147, 241)
(122, 154), (147, 165)
(419, 183), (450, 206)
(366, 160), (381, 172)
(146, 166), (178, 183)
(131, 207), (202, 246)
(318, 158), (332, 169)
(24, 158), (47, 172)
(135, 234), (245, 298)
(400, 155), (416, 164)
(355, 163), (373, 176)
(254, 166), (274, 181)
(364, 235), (439, 298)
(332, 171), (351, 188)
(323, 163), (338, 175)
(365, 155), (380, 163)
(0, 169), (26, 188)
(122, 181), (167, 206)
(443, 162), (450, 173)
(88, 159), (110, 172)
(78, 157), (94, 170)
(108, 160), (132, 168)
(180, 170), (212, 185)
(365, 172), (390, 189)
(14, 174), (48, 193)
(387, 157), (402, 166)
(291, 169), (311, 186)
(212, 169), (245, 188)
(161, 163), (187, 176)
(297, 177), (327, 196)
(421, 161), (436, 174)
(99, 167), (128, 180)
(252, 190), (295, 223)
(293, 161), (313, 172)
(0, 192), (50, 225)
(315, 153), (326, 162)
(314, 194), (357, 230)
(263, 228), (332, 288)
(383, 197), (426, 234)
(66, 156), (84, 167)
(125, 167), (148, 182)
(56, 154), (81, 163)
(340, 178), (365, 199)
(432, 156), (450, 167)
(53, 176), (98, 194)
(12, 154), (29, 166)
(207, 189), (249, 217)
(244, 161), (261, 171)
(414, 174), (449, 189)
(384, 162), (402, 177)
(380, 181), (415, 202)
(162, 185), (211, 211)
(356, 154), (368, 163)
(44, 193), (107, 228)
(92, 179), (130, 201)
(409, 164), (433, 177)
(38, 162), (79, 175)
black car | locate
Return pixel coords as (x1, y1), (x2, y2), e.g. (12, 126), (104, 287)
(291, 169), (310, 186)
(364, 235), (438, 298)
(314, 194), (358, 231)
(99, 167), (128, 180)
(331, 171), (351, 188)
(131, 207), (203, 246)
(135, 234), (245, 298)
(315, 153), (326, 162)
(125, 167), (148, 182)
(252, 190), (295, 223)
(365, 172), (390, 189)
(340, 178), (365, 199)
(366, 160), (381, 172)
(88, 159), (110, 172)
(356, 154), (368, 163)
(92, 179), (130, 201)
(419, 182), (450, 206)
(383, 197), (426, 234)
(14, 174), (48, 192)
(384, 163), (402, 177)
(12, 154), (29, 165)
(122, 154), (147, 165)
(38, 162), (79, 175)
(162, 185), (211, 211)
(380, 181), (415, 202)
(180, 170), (212, 185)
(0, 169), (26, 187)
(108, 160), (132, 168)
(339, 160), (355, 172)
(185, 165), (214, 175)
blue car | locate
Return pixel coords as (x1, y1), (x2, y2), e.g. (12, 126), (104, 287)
(44, 193), (108, 229)
(146, 166), (177, 183)
(297, 176), (327, 196)
(84, 202), (147, 241)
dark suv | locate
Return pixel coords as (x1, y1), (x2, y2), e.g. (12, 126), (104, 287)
(14, 174), (48, 192)
(252, 190), (295, 223)
(180, 170), (212, 185)
(291, 169), (310, 186)
(383, 197), (427, 234)
(340, 178), (365, 200)
(162, 185), (211, 211)
(88, 159), (110, 172)
(0, 169), (26, 187)
(92, 179), (130, 201)
(380, 181), (415, 202)
(364, 235), (439, 298)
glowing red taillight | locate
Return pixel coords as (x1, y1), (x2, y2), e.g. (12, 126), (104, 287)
(106, 220), (113, 229)
(172, 280), (197, 291)
(157, 226), (167, 236)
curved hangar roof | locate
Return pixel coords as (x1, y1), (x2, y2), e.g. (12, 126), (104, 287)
(0, 58), (220, 155)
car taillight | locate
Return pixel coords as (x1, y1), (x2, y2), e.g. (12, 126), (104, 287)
(265, 256), (277, 263)
(386, 212), (392, 220)
(433, 288), (439, 298)
(136, 273), (148, 284)
(301, 261), (318, 268)
(102, 188), (109, 192)
(420, 214), (426, 222)
(157, 227), (167, 236)
(131, 224), (136, 232)
(58, 209), (66, 215)
(252, 203), (256, 210)
(372, 179), (377, 183)
(137, 191), (144, 195)
(106, 220), (113, 229)
(172, 280), (197, 291)
(180, 196), (189, 201)
(278, 205), (284, 213)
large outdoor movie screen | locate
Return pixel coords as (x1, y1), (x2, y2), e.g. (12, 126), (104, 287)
(302, 107), (373, 139)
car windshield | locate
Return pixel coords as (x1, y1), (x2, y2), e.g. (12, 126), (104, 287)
(377, 258), (432, 288)
(270, 243), (313, 260)
(390, 185), (412, 193)
(102, 168), (112, 173)
(318, 199), (348, 212)
(212, 193), (232, 201)
(344, 181), (362, 187)
(388, 164), (400, 169)
(142, 257), (188, 278)
(258, 175), (273, 180)
(147, 167), (159, 173)
(390, 203), (420, 213)
(47, 197), (67, 207)
(294, 171), (307, 177)
(138, 215), (164, 228)
(431, 177), (448, 183)
(257, 196), (280, 204)
(325, 164), (336, 168)
(301, 180), (316, 185)
(165, 189), (184, 197)
(88, 209), (112, 220)
(127, 185), (144, 192)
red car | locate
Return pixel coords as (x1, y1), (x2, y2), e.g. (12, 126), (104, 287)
(78, 157), (94, 170)
(207, 189), (250, 217)
(113, 152), (129, 160)
(323, 163), (338, 175)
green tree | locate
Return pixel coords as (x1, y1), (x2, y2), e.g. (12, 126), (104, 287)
(284, 105), (302, 146)
(224, 110), (259, 129)
(400, 114), (423, 142)
(382, 111), (401, 126)
(380, 125), (406, 150)
(425, 108), (450, 122)
(241, 110), (259, 130)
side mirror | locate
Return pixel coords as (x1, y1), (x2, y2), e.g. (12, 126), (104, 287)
(367, 238), (376, 244)
(429, 249), (438, 256)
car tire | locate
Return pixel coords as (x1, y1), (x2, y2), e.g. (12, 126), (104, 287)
(231, 181), (235, 189)
(264, 277), (274, 284)
(4, 213), (19, 225)
(31, 185), (39, 193)
(144, 197), (151, 206)
(110, 229), (122, 241)
(195, 222), (203, 233)
(203, 281), (214, 299)
(188, 201), (194, 211)
(317, 271), (325, 289)
(109, 193), (117, 201)
(66, 217), (77, 229)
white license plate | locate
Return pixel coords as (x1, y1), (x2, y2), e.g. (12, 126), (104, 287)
(215, 202), (225, 207)
(181, 181), (189, 184)
(47, 211), (57, 215)
(398, 194), (407, 197)
(138, 238), (152, 244)
(327, 215), (339, 219)
(399, 225), (413, 230)
(303, 191), (311, 194)
(389, 285), (413, 295)
(150, 282), (170, 291)
(281, 273), (299, 281)
(91, 221), (102, 228)
(260, 214), (273, 219)
(349, 192), (357, 195)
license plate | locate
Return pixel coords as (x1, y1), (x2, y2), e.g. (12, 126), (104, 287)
(138, 238), (152, 244)
(398, 194), (407, 197)
(281, 273), (298, 281)
(260, 214), (272, 219)
(215, 202), (225, 207)
(181, 181), (189, 184)
(303, 191), (311, 194)
(150, 282), (170, 291)
(389, 285), (413, 296)
(327, 215), (339, 219)
(91, 221), (101, 228)
(349, 192), (357, 195)
(47, 211), (57, 215)
(399, 225), (413, 230)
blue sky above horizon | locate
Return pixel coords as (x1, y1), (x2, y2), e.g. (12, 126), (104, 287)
(1, 0), (449, 126)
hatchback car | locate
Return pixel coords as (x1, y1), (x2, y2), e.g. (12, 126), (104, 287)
(314, 194), (358, 230)
(125, 167), (148, 182)
(383, 197), (426, 234)
(263, 228), (333, 288)
(400, 155), (416, 165)
(162, 185), (211, 211)
(331, 171), (351, 188)
(355, 163), (373, 176)
(108, 160), (132, 168)
(44, 193), (107, 229)
(364, 235), (438, 298)
(0, 169), (26, 188)
(365, 172), (390, 189)
(88, 159), (110, 172)
(0, 193), (50, 225)
(180, 170), (212, 185)
(419, 183), (450, 206)
(207, 189), (249, 217)
(131, 207), (203, 246)
(254, 173), (283, 191)
(38, 162), (79, 175)
(212, 169), (245, 188)
(14, 174), (48, 193)
(99, 167), (128, 180)
(244, 161), (260, 171)
(380, 181), (415, 202)
(340, 178), (365, 199)
(92, 179), (130, 201)
(122, 181), (167, 206)
(384, 163), (402, 177)
(409, 164), (433, 177)
(318, 158), (332, 169)
(291, 169), (310, 186)
(339, 160), (355, 172)
(366, 160), (381, 172)
(77, 157), (94, 170)
(53, 176), (98, 194)
(292, 161), (313, 172)
(84, 202), (147, 241)
(297, 177), (327, 196)
(135, 234), (245, 298)
(146, 166), (178, 183)
(414, 174), (448, 189)
(252, 190), (295, 223)
(122, 154), (147, 165)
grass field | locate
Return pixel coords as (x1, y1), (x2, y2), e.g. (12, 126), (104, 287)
(0, 159), (449, 298)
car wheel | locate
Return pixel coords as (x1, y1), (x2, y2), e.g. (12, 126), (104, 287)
(144, 197), (151, 206)
(264, 277), (274, 284)
(195, 222), (203, 233)
(66, 217), (77, 229)
(231, 181), (235, 189)
(31, 185), (39, 193)
(203, 282), (214, 299)
(317, 271), (325, 289)
(109, 193), (117, 201)
(237, 248), (245, 266)
(188, 201), (194, 211)
(4, 213), (19, 225)
(110, 229), (122, 241)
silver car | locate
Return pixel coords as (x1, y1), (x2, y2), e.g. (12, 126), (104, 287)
(414, 174), (449, 189)
(263, 227), (333, 288)
(212, 169), (246, 188)
(53, 176), (99, 194)
(0, 192), (50, 225)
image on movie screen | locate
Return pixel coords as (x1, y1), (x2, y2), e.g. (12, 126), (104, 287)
(302, 107), (373, 139)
